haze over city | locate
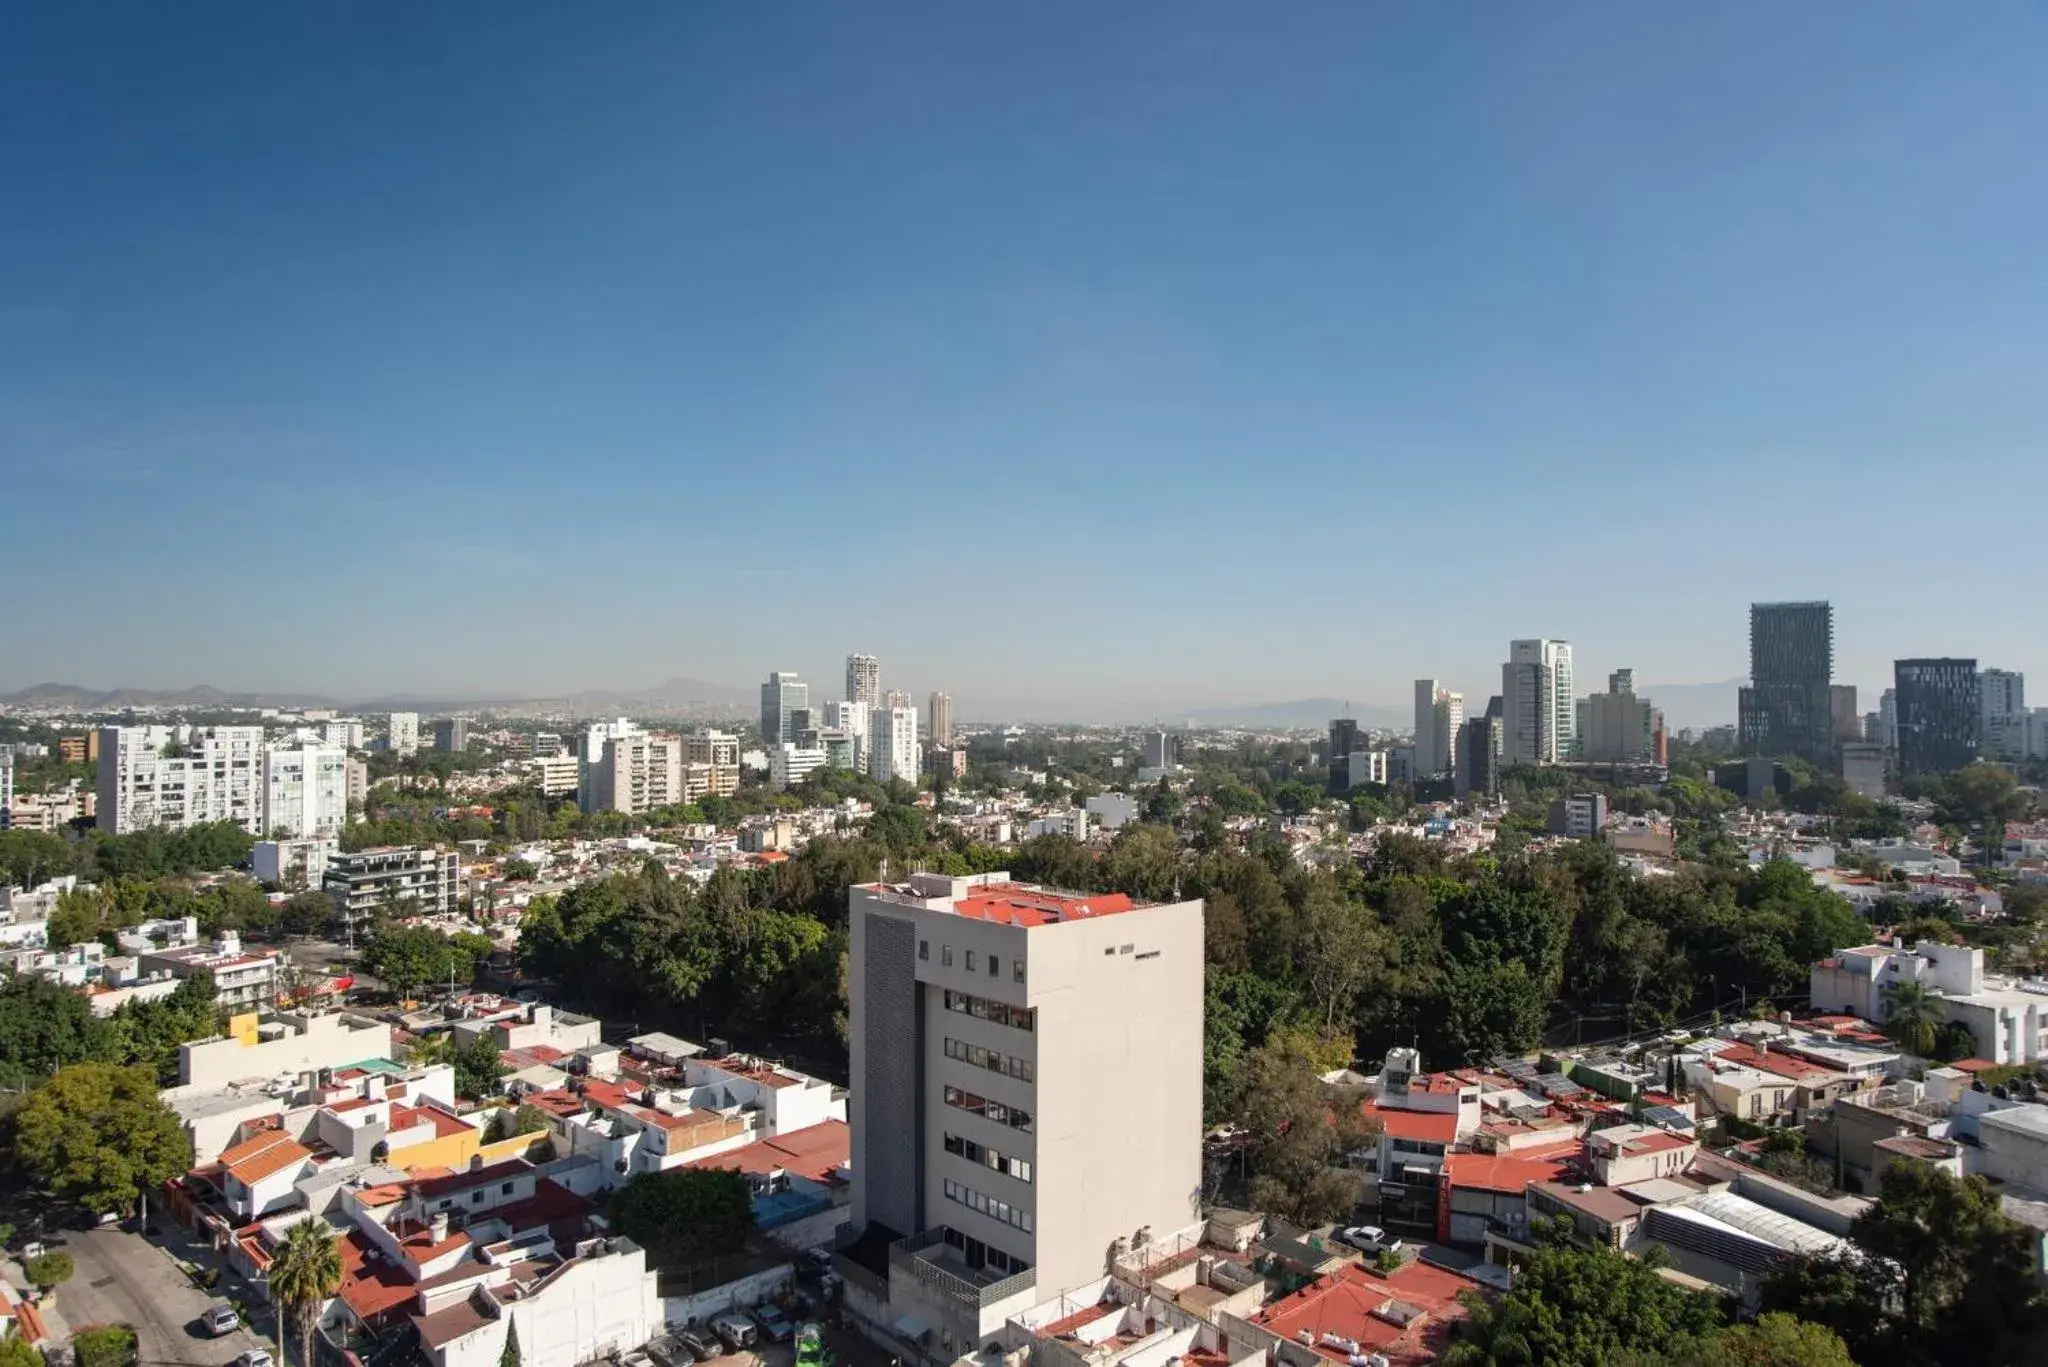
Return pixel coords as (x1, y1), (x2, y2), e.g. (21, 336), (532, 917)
(6, 4), (2047, 711)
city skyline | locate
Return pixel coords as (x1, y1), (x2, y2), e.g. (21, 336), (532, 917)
(7, 7), (2047, 703)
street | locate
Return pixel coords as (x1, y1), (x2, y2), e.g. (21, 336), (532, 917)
(55, 1226), (273, 1367)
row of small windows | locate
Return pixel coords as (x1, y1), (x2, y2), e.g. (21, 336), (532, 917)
(944, 1177), (1034, 1232)
(939, 1227), (1028, 1278)
(922, 939), (1028, 984)
(942, 989), (1035, 1033)
(943, 1036), (1034, 1083)
(944, 1131), (1032, 1183)
(944, 1085), (1034, 1133)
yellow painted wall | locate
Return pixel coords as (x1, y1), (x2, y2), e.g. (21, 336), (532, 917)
(384, 1127), (480, 1174)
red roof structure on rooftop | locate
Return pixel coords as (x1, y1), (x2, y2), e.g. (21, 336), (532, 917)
(948, 884), (1138, 927)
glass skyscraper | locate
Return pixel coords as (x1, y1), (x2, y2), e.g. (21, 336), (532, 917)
(1738, 601), (1834, 764)
(1895, 659), (1979, 775)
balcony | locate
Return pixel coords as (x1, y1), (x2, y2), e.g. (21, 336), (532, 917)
(889, 1228), (1035, 1310)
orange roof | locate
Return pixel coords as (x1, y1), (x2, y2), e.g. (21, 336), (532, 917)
(948, 883), (1138, 927)
(391, 1104), (471, 1139)
(1362, 1102), (1461, 1145)
(1256, 1261), (1479, 1366)
(1950, 1058), (1999, 1073)
(339, 1230), (418, 1323)
(1444, 1144), (1582, 1195)
(221, 1131), (313, 1185)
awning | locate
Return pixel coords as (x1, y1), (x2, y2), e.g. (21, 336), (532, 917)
(892, 1315), (931, 1342)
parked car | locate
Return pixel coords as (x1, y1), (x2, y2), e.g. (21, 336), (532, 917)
(645, 1333), (695, 1367)
(675, 1329), (721, 1362)
(203, 1305), (241, 1337)
(711, 1313), (759, 1352)
(618, 1350), (656, 1367)
(1336, 1225), (1390, 1253)
(750, 1305), (794, 1343)
(797, 1248), (834, 1279)
(236, 1351), (275, 1367)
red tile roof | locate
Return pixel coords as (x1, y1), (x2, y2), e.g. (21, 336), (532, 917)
(1255, 1261), (1480, 1366)
(339, 1230), (419, 1324)
(221, 1131), (313, 1185)
(391, 1104), (472, 1139)
(1442, 1144), (1582, 1196)
(948, 884), (1138, 927)
(1362, 1103), (1461, 1144)
(686, 1120), (850, 1185)
(413, 1158), (530, 1200)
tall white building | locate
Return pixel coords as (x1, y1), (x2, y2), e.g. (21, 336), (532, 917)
(929, 691), (953, 749)
(579, 733), (682, 815)
(582, 717), (642, 763)
(870, 705), (920, 785)
(387, 712), (420, 757)
(1879, 688), (1898, 750)
(0, 746), (13, 826)
(2029, 708), (2048, 762)
(97, 726), (266, 834)
(320, 719), (366, 752)
(847, 653), (882, 710)
(261, 743), (350, 840)
(846, 873), (1203, 1345)
(1502, 638), (1574, 765)
(1980, 669), (2027, 761)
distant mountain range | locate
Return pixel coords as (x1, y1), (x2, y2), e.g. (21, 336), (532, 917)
(0, 676), (1748, 732)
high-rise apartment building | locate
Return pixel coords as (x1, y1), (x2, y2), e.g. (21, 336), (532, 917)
(1895, 659), (1979, 776)
(761, 672), (809, 747)
(1879, 689), (1898, 750)
(0, 747), (13, 828)
(847, 654), (882, 711)
(885, 689), (913, 711)
(261, 743), (349, 840)
(387, 712), (420, 757)
(869, 705), (920, 785)
(324, 846), (462, 931)
(1738, 602), (1833, 764)
(97, 726), (266, 835)
(432, 717), (469, 753)
(1829, 684), (1861, 743)
(682, 730), (741, 797)
(928, 692), (953, 749)
(1411, 681), (1462, 779)
(579, 733), (683, 815)
(1455, 715), (1503, 799)
(770, 743), (829, 791)
(1412, 681), (1440, 777)
(823, 699), (869, 770)
(1980, 669), (2027, 761)
(583, 718), (641, 763)
(846, 873), (1202, 1345)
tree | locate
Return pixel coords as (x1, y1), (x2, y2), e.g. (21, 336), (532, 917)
(1618, 1314), (1854, 1366)
(0, 1333), (44, 1367)
(0, 974), (113, 1088)
(269, 1217), (343, 1367)
(13, 1064), (191, 1216)
(498, 1321), (522, 1367)
(606, 1168), (754, 1268)
(1763, 1161), (2048, 1365)
(22, 1250), (74, 1293)
(1442, 1241), (1721, 1367)
(454, 1034), (506, 1099)
(1881, 978), (1942, 1056)
(1238, 1031), (1378, 1224)
(47, 887), (104, 949)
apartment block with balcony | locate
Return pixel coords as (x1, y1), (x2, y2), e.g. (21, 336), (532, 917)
(843, 873), (1204, 1354)
(97, 725), (266, 834)
(142, 930), (285, 1010)
(323, 845), (463, 930)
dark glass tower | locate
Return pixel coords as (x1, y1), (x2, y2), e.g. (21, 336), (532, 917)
(1738, 601), (1834, 764)
(1894, 659), (1979, 775)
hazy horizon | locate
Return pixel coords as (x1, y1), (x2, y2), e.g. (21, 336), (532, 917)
(6, 5), (2044, 705)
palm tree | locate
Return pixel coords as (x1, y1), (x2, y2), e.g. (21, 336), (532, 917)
(269, 1219), (343, 1367)
(1881, 979), (1942, 1057)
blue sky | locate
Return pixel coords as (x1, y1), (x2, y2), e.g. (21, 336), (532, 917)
(4, 4), (2045, 716)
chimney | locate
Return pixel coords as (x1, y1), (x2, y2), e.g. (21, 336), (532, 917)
(430, 1210), (449, 1243)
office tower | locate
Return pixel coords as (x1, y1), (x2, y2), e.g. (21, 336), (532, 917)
(1412, 681), (1440, 776)
(1433, 691), (1464, 781)
(928, 692), (953, 749)
(846, 654), (881, 711)
(1737, 601), (1833, 764)
(1455, 716), (1502, 799)
(1894, 659), (1979, 776)
(1503, 639), (1573, 764)
(761, 671), (809, 746)
(869, 705), (921, 785)
(770, 742), (829, 791)
(1879, 689), (1898, 750)
(387, 712), (420, 757)
(1980, 669), (2027, 761)
(2030, 709), (2048, 762)
(1484, 694), (1503, 721)
(432, 718), (469, 752)
(261, 743), (350, 840)
(1829, 685), (1861, 743)
(1328, 718), (1360, 761)
(97, 726), (266, 835)
(579, 733), (684, 815)
(1580, 669), (1658, 763)
(1140, 730), (1179, 772)
(846, 872), (1202, 1339)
